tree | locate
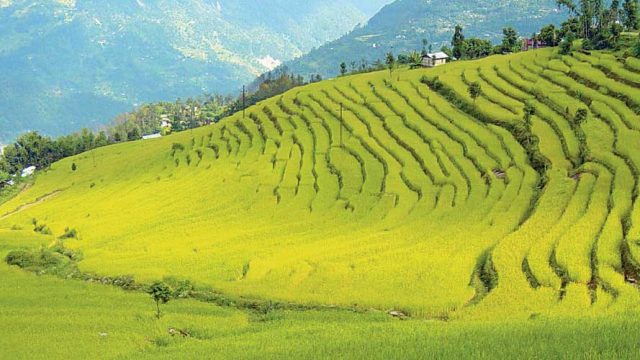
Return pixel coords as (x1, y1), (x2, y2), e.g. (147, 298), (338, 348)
(421, 38), (429, 56)
(148, 281), (172, 319)
(340, 62), (347, 76)
(623, 0), (639, 30)
(408, 51), (422, 68)
(127, 127), (141, 141)
(463, 38), (493, 59)
(634, 37), (640, 57)
(556, 0), (606, 39)
(468, 82), (482, 104)
(0, 170), (9, 187)
(539, 24), (559, 46)
(71, 162), (77, 172)
(452, 25), (466, 59)
(559, 31), (576, 54)
(502, 27), (519, 53)
(574, 108), (589, 125)
(385, 52), (395, 76)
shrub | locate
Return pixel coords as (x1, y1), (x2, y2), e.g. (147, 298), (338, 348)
(5, 248), (66, 270)
(59, 227), (78, 239)
(5, 250), (36, 268)
(171, 143), (185, 154)
(50, 241), (83, 261)
(33, 223), (52, 235)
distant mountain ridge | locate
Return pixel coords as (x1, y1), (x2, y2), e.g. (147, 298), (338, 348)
(283, 0), (568, 78)
(0, 0), (391, 142)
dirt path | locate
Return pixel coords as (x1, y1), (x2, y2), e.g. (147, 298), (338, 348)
(0, 190), (63, 221)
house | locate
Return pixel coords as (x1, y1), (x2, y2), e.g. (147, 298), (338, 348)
(21, 166), (36, 178)
(522, 38), (548, 51)
(142, 133), (162, 140)
(160, 115), (171, 128)
(422, 52), (449, 67)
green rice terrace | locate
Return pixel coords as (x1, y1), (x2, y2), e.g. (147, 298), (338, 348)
(2, 47), (640, 358)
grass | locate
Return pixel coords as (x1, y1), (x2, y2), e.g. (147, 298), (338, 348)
(1, 231), (639, 359)
(1, 46), (640, 357)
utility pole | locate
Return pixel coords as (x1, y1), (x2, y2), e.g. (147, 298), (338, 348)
(242, 85), (246, 119)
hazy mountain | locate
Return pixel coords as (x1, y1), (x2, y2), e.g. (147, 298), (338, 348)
(283, 0), (568, 78)
(0, 0), (391, 142)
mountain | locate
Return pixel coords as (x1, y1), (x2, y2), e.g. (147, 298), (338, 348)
(283, 0), (568, 78)
(0, 0), (391, 143)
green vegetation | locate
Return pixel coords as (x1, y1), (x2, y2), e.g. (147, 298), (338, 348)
(2, 27), (640, 357)
(1, 230), (639, 359)
(148, 282), (173, 319)
(0, 0), (386, 142)
(284, 0), (569, 78)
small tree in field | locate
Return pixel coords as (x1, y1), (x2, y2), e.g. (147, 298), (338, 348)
(574, 108), (589, 126)
(385, 52), (395, 77)
(340, 62), (347, 76)
(71, 162), (77, 172)
(148, 281), (172, 319)
(468, 82), (482, 104)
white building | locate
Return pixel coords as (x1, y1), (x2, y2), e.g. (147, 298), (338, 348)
(422, 52), (449, 67)
(21, 166), (36, 178)
(142, 133), (162, 140)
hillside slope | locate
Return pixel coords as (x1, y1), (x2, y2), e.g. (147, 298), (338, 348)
(0, 0), (390, 142)
(283, 0), (567, 78)
(1, 48), (640, 319)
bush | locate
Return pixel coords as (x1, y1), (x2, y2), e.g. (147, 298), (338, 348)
(5, 249), (66, 270)
(33, 223), (52, 235)
(5, 250), (36, 268)
(50, 241), (83, 261)
(59, 227), (78, 239)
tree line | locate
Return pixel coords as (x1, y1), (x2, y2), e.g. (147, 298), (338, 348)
(0, 69), (319, 184)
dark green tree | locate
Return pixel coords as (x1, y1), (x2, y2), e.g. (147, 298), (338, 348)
(385, 52), (395, 76)
(502, 27), (520, 52)
(421, 38), (429, 56)
(623, 0), (639, 30)
(463, 38), (493, 59)
(340, 62), (347, 76)
(539, 24), (559, 46)
(148, 281), (172, 319)
(452, 25), (466, 59)
(468, 82), (482, 104)
(559, 31), (576, 54)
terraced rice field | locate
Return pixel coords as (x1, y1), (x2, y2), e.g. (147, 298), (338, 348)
(2, 48), (640, 329)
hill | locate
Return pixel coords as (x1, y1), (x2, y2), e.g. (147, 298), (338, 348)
(0, 0), (390, 142)
(283, 0), (568, 78)
(2, 45), (640, 315)
(2, 45), (640, 357)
